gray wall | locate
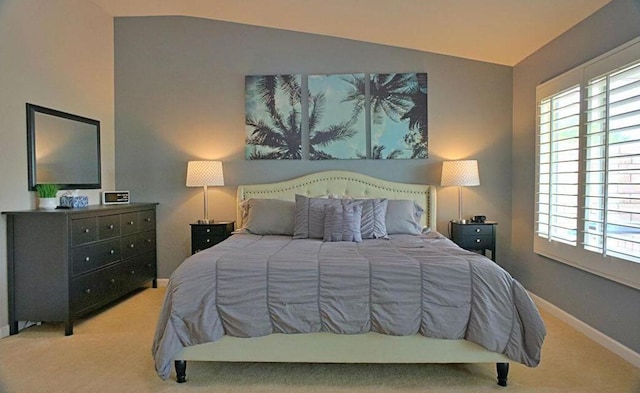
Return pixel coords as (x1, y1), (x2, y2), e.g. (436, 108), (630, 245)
(114, 17), (513, 278)
(511, 0), (640, 353)
(0, 0), (115, 337)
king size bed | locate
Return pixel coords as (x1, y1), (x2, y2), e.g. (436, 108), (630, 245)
(152, 170), (546, 386)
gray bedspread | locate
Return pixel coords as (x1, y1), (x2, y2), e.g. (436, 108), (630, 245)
(152, 232), (546, 379)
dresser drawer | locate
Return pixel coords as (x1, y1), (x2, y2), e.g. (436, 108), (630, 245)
(72, 239), (121, 276)
(98, 214), (121, 240)
(120, 252), (156, 291)
(71, 217), (97, 246)
(71, 264), (123, 314)
(121, 231), (156, 259)
(120, 212), (139, 235)
(139, 209), (156, 232)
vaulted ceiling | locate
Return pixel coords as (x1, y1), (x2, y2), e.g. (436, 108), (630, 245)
(90, 0), (611, 66)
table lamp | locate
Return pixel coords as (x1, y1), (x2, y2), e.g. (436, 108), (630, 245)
(441, 160), (480, 223)
(186, 160), (224, 224)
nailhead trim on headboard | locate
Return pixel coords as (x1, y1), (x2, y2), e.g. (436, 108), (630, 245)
(236, 171), (436, 229)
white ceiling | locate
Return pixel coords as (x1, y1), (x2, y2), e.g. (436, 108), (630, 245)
(89, 0), (612, 66)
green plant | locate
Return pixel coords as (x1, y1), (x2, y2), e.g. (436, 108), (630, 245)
(36, 184), (59, 198)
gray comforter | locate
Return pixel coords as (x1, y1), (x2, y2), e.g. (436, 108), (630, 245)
(152, 232), (546, 379)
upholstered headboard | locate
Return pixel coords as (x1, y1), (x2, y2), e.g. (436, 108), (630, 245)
(236, 170), (436, 229)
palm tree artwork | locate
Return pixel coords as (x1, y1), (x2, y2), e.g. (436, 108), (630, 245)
(245, 72), (428, 160)
(245, 75), (302, 159)
(343, 73), (428, 159)
(308, 74), (365, 159)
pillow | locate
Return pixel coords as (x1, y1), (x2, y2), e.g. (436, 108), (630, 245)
(323, 202), (363, 242)
(385, 200), (424, 235)
(240, 198), (295, 235)
(294, 194), (336, 239)
(358, 198), (388, 239)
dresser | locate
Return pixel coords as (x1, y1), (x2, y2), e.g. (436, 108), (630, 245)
(190, 221), (234, 254)
(3, 203), (158, 336)
(450, 221), (497, 261)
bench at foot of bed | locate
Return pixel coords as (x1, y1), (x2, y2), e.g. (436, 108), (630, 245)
(173, 360), (510, 387)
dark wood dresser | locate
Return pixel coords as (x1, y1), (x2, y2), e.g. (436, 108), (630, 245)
(3, 203), (158, 335)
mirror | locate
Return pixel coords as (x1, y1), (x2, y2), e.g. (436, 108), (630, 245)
(27, 103), (101, 190)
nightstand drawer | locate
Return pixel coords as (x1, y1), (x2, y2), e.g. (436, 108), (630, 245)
(457, 235), (493, 249)
(190, 222), (234, 254)
(457, 224), (493, 236)
(450, 221), (497, 262)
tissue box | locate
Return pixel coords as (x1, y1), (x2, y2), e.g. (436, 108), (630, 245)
(59, 196), (89, 208)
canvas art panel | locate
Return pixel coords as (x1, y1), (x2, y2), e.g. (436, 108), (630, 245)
(245, 74), (303, 160)
(370, 73), (428, 159)
(307, 74), (367, 160)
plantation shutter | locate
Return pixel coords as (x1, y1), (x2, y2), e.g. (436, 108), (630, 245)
(584, 60), (640, 263)
(536, 85), (581, 246)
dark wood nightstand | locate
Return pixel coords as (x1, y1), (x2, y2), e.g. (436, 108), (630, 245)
(450, 221), (497, 261)
(190, 222), (234, 254)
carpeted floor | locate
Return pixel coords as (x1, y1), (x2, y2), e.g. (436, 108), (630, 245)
(0, 287), (638, 393)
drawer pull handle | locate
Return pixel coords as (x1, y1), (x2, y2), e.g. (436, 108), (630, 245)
(206, 239), (211, 243)
(130, 270), (135, 275)
(146, 239), (152, 243)
(108, 224), (114, 229)
(84, 288), (91, 294)
(206, 229), (211, 233)
(476, 239), (481, 243)
(475, 228), (481, 233)
(85, 256), (90, 262)
(145, 218), (151, 222)
(110, 249), (115, 255)
(146, 263), (152, 267)
(129, 244), (135, 249)
(128, 221), (134, 225)
(84, 228), (90, 233)
(110, 279), (116, 284)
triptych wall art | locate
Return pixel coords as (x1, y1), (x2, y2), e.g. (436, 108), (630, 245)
(245, 73), (428, 160)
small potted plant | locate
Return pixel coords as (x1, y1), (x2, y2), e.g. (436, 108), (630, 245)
(36, 184), (59, 209)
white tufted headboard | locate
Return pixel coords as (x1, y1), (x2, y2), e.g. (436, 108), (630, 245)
(236, 170), (436, 229)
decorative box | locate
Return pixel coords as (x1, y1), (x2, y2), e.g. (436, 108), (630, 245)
(59, 196), (89, 208)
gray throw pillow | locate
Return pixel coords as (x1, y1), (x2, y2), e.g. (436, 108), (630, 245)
(240, 198), (295, 235)
(294, 194), (335, 239)
(358, 198), (389, 239)
(323, 202), (363, 242)
(385, 199), (424, 235)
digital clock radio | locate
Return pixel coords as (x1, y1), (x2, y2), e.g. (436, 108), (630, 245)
(101, 191), (130, 205)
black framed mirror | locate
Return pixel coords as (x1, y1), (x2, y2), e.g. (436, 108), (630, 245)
(26, 103), (101, 191)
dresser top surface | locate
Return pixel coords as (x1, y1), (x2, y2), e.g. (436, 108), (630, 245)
(2, 202), (158, 216)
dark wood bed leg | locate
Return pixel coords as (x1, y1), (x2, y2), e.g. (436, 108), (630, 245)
(175, 360), (187, 383)
(496, 362), (509, 387)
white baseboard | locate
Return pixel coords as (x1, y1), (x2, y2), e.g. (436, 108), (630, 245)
(529, 291), (640, 369)
(1, 324), (10, 339)
(156, 278), (169, 287)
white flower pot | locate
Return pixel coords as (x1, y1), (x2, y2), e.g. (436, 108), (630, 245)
(39, 197), (58, 210)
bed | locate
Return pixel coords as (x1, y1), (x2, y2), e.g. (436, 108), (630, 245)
(152, 170), (546, 386)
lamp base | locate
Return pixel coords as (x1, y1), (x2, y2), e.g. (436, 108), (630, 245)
(453, 219), (468, 224)
(197, 218), (212, 224)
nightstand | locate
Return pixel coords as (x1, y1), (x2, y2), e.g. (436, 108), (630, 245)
(190, 222), (234, 254)
(450, 221), (497, 261)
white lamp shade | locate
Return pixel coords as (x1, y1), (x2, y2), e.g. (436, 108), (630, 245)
(441, 160), (480, 186)
(186, 161), (225, 187)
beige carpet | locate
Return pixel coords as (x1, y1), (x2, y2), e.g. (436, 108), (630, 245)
(0, 287), (638, 393)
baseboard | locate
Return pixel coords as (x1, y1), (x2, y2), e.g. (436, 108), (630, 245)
(529, 291), (640, 369)
(156, 278), (169, 287)
(1, 324), (10, 339)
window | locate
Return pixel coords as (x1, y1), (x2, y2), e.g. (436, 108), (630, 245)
(584, 62), (640, 263)
(535, 38), (640, 290)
